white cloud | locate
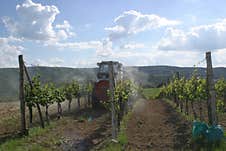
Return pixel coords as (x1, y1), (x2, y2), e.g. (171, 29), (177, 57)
(56, 30), (68, 40)
(56, 20), (75, 39)
(67, 49), (226, 67)
(0, 37), (23, 67)
(73, 58), (98, 68)
(96, 38), (113, 57)
(56, 20), (71, 30)
(158, 19), (226, 51)
(105, 10), (180, 41)
(212, 49), (226, 67)
(120, 43), (145, 50)
(49, 57), (64, 65)
(2, 0), (74, 42)
(84, 24), (91, 29)
(111, 50), (203, 67)
(150, 50), (203, 67)
(31, 57), (64, 67)
(47, 40), (102, 50)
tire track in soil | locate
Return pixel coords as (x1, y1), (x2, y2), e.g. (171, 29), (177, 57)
(126, 99), (191, 151)
(58, 108), (111, 151)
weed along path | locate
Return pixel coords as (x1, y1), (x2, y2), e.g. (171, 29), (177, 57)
(126, 99), (192, 151)
(0, 107), (112, 151)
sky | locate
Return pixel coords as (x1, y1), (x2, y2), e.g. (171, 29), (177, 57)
(0, 0), (226, 68)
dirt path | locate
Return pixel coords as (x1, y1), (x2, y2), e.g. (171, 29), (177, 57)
(0, 100), (193, 151)
(54, 108), (111, 151)
(0, 106), (112, 151)
(126, 99), (192, 151)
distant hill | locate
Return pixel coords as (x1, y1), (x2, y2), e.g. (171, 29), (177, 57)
(131, 66), (226, 87)
(0, 66), (226, 101)
(0, 67), (97, 101)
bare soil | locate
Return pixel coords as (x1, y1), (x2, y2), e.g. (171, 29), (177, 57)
(0, 101), (65, 137)
(57, 108), (111, 151)
(0, 98), (90, 142)
(126, 99), (192, 151)
(3, 98), (226, 150)
(0, 105), (112, 151)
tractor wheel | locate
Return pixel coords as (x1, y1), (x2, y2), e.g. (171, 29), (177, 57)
(92, 95), (98, 109)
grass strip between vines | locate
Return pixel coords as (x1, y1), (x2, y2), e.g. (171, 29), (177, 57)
(0, 122), (59, 151)
(142, 88), (161, 100)
(101, 112), (132, 151)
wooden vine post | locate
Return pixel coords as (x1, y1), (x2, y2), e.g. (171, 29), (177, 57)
(109, 62), (117, 139)
(19, 55), (45, 129)
(206, 51), (217, 125)
(19, 55), (27, 135)
(23, 63), (33, 126)
(24, 65), (45, 128)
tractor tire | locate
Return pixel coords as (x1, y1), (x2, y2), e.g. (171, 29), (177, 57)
(92, 95), (98, 109)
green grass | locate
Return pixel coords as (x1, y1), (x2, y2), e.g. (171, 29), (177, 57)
(101, 112), (131, 151)
(102, 143), (122, 151)
(0, 123), (59, 151)
(142, 88), (161, 100)
(117, 112), (131, 146)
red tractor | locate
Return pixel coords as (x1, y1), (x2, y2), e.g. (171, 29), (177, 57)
(92, 61), (123, 108)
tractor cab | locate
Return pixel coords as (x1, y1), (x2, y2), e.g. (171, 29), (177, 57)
(97, 61), (123, 81)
